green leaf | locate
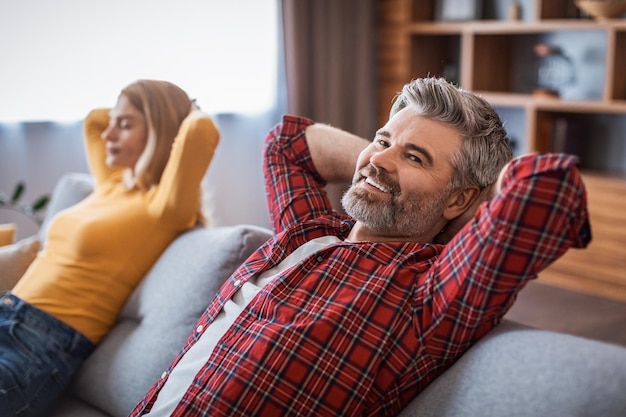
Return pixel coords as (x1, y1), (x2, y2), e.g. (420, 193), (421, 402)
(10, 182), (25, 204)
(31, 195), (50, 212)
(33, 195), (50, 213)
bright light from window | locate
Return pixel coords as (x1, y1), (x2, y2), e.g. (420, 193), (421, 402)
(0, 0), (277, 122)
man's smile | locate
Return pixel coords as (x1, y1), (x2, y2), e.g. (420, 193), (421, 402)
(364, 177), (392, 194)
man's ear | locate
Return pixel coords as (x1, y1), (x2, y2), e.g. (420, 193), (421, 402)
(442, 186), (481, 221)
(434, 185), (494, 244)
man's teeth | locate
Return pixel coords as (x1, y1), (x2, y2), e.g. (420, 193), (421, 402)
(365, 177), (391, 193)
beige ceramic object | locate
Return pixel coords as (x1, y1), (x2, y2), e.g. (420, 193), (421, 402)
(576, 0), (626, 20)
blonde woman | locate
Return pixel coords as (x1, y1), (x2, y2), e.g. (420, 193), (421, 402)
(1, 79), (220, 416)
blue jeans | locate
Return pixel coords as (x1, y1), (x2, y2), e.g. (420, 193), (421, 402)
(0, 293), (95, 417)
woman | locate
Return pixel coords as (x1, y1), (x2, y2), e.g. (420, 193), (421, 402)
(0, 79), (220, 416)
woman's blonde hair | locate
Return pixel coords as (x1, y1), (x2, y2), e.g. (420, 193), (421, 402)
(120, 79), (207, 225)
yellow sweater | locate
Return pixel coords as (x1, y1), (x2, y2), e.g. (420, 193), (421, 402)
(13, 108), (220, 344)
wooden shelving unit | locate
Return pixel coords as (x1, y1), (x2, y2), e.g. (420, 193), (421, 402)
(377, 0), (626, 300)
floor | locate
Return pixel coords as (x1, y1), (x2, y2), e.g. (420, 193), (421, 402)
(505, 280), (626, 347)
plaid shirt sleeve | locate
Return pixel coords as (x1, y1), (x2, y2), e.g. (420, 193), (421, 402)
(416, 153), (592, 364)
(263, 115), (341, 233)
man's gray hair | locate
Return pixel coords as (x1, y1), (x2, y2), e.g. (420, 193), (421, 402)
(390, 77), (513, 190)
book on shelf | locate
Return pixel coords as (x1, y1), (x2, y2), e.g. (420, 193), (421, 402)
(539, 115), (585, 161)
(552, 116), (584, 156)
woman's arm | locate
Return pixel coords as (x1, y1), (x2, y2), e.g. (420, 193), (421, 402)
(148, 110), (220, 228)
(83, 108), (119, 184)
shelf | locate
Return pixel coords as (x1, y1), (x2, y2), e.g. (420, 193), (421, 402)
(377, 0), (626, 161)
(534, 98), (626, 113)
(377, 0), (626, 301)
(479, 92), (626, 113)
(407, 19), (626, 35)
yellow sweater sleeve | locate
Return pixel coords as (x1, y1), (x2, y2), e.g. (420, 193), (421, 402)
(148, 110), (220, 229)
(83, 108), (121, 184)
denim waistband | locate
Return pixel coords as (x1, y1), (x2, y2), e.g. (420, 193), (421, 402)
(0, 292), (95, 355)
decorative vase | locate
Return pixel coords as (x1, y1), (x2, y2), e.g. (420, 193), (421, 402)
(532, 44), (576, 98)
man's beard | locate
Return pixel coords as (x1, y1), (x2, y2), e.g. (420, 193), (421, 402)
(341, 165), (451, 238)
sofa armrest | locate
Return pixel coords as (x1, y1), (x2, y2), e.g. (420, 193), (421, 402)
(398, 319), (626, 417)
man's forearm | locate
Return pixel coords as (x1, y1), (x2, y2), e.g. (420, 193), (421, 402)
(305, 123), (371, 183)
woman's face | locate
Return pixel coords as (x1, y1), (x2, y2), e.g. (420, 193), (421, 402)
(101, 95), (148, 169)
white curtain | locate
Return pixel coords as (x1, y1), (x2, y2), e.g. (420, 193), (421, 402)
(0, 1), (283, 230)
(0, 0), (278, 121)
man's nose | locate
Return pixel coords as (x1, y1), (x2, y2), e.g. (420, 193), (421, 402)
(369, 147), (396, 173)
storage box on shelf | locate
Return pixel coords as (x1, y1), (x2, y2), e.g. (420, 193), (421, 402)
(377, 0), (626, 300)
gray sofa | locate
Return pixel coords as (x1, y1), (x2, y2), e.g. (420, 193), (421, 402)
(42, 173), (626, 417)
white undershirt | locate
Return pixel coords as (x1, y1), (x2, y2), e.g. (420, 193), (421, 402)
(146, 235), (341, 416)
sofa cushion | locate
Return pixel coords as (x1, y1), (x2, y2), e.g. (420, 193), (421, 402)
(398, 319), (626, 417)
(39, 172), (94, 243)
(53, 224), (272, 417)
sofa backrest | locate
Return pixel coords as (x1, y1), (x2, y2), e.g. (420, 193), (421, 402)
(44, 173), (273, 416)
(66, 224), (272, 416)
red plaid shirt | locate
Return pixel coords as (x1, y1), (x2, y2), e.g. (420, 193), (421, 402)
(130, 115), (590, 416)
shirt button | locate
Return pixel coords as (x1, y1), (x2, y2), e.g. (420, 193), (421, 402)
(161, 371), (168, 379)
(196, 325), (203, 333)
(234, 279), (242, 287)
(316, 255), (323, 262)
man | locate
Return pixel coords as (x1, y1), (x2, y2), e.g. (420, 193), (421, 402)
(130, 77), (591, 416)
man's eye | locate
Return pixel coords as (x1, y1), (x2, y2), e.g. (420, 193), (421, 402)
(408, 154), (422, 164)
(376, 138), (390, 147)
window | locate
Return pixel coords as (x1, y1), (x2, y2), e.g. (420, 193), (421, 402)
(0, 0), (278, 121)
